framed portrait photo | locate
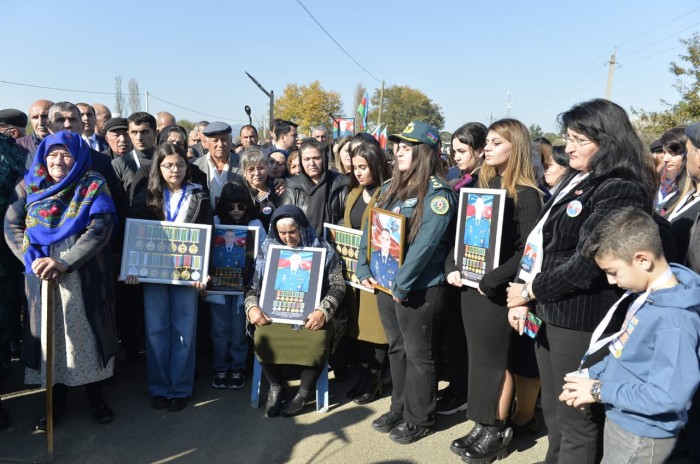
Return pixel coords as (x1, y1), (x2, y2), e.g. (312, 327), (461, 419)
(119, 218), (212, 286)
(324, 223), (370, 293)
(260, 245), (327, 325)
(208, 225), (260, 295)
(454, 188), (506, 288)
(367, 207), (406, 295)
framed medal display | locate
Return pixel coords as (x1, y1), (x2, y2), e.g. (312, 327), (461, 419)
(454, 188), (506, 288)
(119, 218), (212, 286)
(323, 223), (371, 293)
(367, 207), (406, 296)
(207, 225), (260, 295)
(260, 245), (326, 325)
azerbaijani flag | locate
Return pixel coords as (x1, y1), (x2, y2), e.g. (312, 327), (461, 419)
(357, 92), (368, 132)
(379, 125), (387, 149)
(370, 125), (381, 142)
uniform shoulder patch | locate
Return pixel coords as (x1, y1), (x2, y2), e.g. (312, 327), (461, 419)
(430, 196), (449, 215)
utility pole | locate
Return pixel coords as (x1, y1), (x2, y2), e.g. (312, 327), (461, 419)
(506, 92), (512, 118)
(377, 80), (385, 128)
(145, 91), (149, 113)
(245, 72), (274, 130)
(605, 48), (617, 100)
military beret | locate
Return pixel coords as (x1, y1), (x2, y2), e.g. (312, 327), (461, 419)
(0, 109), (28, 128)
(202, 121), (232, 136)
(103, 117), (129, 133)
(686, 122), (700, 149)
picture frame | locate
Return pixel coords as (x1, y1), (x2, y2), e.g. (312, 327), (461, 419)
(207, 225), (260, 295)
(119, 218), (212, 286)
(367, 207), (406, 295)
(260, 245), (327, 325)
(454, 188), (507, 288)
(324, 223), (371, 293)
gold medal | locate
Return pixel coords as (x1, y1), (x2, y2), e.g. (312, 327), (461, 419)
(178, 243), (187, 253)
(180, 270), (191, 280)
(170, 243), (177, 252)
(172, 270), (181, 280)
(146, 241), (155, 251)
(189, 244), (198, 254)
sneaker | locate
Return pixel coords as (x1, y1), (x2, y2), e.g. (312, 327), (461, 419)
(436, 389), (468, 416)
(212, 371), (228, 389)
(389, 422), (434, 444)
(229, 370), (246, 389)
(371, 411), (404, 433)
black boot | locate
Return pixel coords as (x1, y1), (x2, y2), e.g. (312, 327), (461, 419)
(266, 386), (284, 418)
(461, 423), (513, 463)
(346, 366), (369, 399)
(282, 388), (312, 417)
(450, 423), (485, 455)
(353, 369), (382, 405)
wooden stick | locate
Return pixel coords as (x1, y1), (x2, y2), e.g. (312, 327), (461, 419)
(45, 280), (54, 463)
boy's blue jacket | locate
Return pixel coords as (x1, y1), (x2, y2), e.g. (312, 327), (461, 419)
(589, 263), (700, 438)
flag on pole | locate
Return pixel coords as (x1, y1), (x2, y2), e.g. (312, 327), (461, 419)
(379, 125), (387, 149)
(370, 125), (380, 142)
(356, 92), (368, 132)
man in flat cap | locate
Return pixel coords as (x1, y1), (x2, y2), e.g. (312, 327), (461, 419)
(682, 120), (700, 464)
(191, 121), (244, 209)
(0, 109), (27, 140)
(103, 118), (133, 160)
(16, 99), (53, 156)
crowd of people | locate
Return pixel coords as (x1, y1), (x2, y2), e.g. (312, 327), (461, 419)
(0, 97), (698, 464)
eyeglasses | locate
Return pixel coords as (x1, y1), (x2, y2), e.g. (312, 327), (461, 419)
(245, 166), (267, 174)
(160, 162), (187, 171)
(562, 134), (593, 147)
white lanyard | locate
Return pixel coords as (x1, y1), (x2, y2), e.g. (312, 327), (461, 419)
(577, 267), (674, 371)
(132, 152), (141, 170)
(668, 190), (700, 221)
(518, 173), (589, 282)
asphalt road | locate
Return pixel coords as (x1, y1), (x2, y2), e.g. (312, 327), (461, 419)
(0, 353), (551, 464)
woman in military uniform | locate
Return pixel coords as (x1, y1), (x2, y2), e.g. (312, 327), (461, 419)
(356, 121), (457, 444)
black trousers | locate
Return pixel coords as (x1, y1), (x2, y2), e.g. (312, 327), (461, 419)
(376, 285), (446, 427)
(535, 323), (606, 464)
(440, 285), (468, 393)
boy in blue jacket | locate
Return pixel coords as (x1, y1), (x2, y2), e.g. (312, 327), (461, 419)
(560, 207), (700, 464)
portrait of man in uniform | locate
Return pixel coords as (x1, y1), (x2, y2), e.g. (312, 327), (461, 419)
(371, 228), (399, 289)
(213, 229), (246, 269)
(464, 195), (492, 248)
(274, 251), (311, 292)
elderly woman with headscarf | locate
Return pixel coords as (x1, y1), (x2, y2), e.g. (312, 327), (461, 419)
(4, 131), (118, 429)
(245, 205), (346, 417)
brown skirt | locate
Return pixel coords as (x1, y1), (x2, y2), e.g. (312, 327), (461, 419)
(254, 322), (334, 367)
(356, 288), (388, 345)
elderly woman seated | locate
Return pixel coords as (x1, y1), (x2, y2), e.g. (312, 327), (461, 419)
(4, 131), (118, 429)
(245, 205), (345, 417)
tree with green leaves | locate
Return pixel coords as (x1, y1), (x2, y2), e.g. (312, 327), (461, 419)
(367, 85), (444, 135)
(529, 124), (544, 140)
(274, 81), (342, 134)
(632, 33), (700, 142)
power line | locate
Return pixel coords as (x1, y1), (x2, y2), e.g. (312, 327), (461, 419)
(615, 6), (700, 48)
(622, 44), (686, 68)
(622, 22), (700, 58)
(294, 0), (382, 83)
(0, 80), (246, 123)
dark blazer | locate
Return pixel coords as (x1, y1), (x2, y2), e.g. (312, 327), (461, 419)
(531, 174), (648, 331)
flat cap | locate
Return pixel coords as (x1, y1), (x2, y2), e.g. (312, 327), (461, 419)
(0, 109), (28, 128)
(202, 121), (232, 136)
(649, 138), (663, 153)
(103, 117), (129, 133)
(686, 122), (700, 149)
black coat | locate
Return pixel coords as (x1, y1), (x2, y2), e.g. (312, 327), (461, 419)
(281, 170), (349, 236)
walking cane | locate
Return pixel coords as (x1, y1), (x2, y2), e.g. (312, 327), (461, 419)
(45, 279), (55, 463)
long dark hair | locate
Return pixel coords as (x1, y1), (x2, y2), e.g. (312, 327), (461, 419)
(558, 99), (654, 208)
(146, 144), (192, 219)
(379, 142), (444, 243)
(349, 142), (392, 190)
(216, 181), (258, 225)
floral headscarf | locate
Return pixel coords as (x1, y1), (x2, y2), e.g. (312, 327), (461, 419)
(23, 131), (116, 272)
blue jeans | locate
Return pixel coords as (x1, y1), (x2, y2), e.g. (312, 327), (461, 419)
(209, 295), (248, 372)
(143, 283), (198, 399)
(602, 418), (676, 464)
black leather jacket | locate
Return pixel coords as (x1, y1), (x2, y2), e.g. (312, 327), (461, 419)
(281, 170), (349, 235)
